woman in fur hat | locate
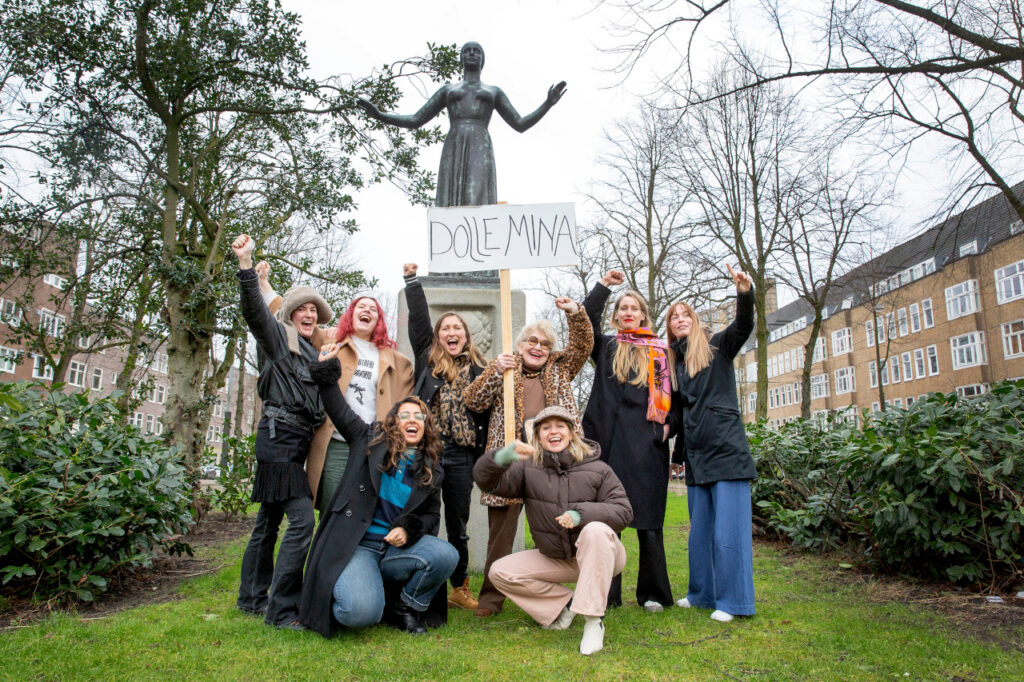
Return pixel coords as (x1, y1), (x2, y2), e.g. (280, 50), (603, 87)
(231, 234), (332, 630)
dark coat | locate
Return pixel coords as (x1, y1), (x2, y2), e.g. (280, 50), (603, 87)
(299, 359), (445, 637)
(404, 276), (489, 456)
(238, 268), (323, 438)
(473, 439), (633, 559)
(580, 282), (675, 529)
(671, 290), (757, 487)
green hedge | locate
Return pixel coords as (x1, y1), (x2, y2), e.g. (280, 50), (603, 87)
(749, 380), (1024, 588)
(0, 382), (193, 601)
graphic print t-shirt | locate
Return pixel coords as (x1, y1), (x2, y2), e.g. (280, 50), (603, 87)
(333, 336), (379, 441)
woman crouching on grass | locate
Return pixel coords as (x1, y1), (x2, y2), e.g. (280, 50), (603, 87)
(473, 406), (633, 655)
(299, 344), (458, 637)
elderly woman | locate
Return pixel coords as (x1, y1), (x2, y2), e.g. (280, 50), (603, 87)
(474, 406), (633, 655)
(300, 345), (458, 636)
(402, 263), (490, 610)
(463, 297), (593, 617)
(667, 265), (757, 623)
(582, 270), (676, 612)
(260, 266), (414, 514)
(231, 234), (330, 630)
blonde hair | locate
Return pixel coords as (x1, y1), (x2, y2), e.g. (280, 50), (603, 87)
(428, 312), (486, 382)
(515, 319), (560, 352)
(666, 301), (713, 378)
(531, 418), (592, 464)
(609, 291), (676, 389)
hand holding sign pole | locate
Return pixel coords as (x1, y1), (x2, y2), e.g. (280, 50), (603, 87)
(428, 202), (579, 445)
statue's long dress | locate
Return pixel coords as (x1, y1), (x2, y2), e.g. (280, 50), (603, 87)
(436, 119), (497, 208)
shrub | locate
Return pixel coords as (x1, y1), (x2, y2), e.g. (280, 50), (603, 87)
(208, 434), (256, 520)
(0, 382), (193, 601)
(749, 381), (1024, 589)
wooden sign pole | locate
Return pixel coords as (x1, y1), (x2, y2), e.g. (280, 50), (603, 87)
(500, 268), (515, 446)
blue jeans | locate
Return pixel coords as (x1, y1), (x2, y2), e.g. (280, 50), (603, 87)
(331, 535), (458, 628)
(686, 480), (755, 616)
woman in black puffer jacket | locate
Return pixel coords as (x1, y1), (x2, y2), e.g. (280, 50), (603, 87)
(473, 405), (633, 656)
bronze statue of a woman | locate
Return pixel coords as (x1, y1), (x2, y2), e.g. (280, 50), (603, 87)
(358, 42), (566, 208)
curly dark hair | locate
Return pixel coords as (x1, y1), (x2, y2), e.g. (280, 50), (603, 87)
(369, 396), (441, 487)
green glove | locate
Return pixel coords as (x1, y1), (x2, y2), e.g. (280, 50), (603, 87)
(494, 443), (518, 467)
(565, 510), (581, 527)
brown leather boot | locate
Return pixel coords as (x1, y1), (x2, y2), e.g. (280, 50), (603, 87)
(447, 578), (479, 610)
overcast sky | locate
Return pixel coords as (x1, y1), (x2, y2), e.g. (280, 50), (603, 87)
(283, 0), (956, 318)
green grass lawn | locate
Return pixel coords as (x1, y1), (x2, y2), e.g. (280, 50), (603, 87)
(2, 494), (1021, 681)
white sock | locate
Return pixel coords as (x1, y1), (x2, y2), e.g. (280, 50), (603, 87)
(542, 606), (575, 631)
(710, 610), (734, 622)
(676, 597), (692, 608)
(642, 600), (663, 613)
(579, 616), (604, 655)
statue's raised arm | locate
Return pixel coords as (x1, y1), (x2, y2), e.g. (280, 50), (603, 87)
(358, 41), (565, 208)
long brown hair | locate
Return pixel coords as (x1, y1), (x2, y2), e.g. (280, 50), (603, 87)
(428, 312), (486, 382)
(369, 396), (441, 487)
(666, 301), (713, 378)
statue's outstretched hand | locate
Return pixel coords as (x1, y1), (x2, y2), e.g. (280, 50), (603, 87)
(548, 81), (567, 105)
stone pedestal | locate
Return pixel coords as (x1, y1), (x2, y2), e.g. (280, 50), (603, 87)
(396, 282), (527, 573)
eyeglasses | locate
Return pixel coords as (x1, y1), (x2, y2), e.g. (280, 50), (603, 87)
(523, 336), (552, 350)
(398, 411), (427, 421)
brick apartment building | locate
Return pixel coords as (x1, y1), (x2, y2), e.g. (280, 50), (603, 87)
(0, 227), (259, 454)
(732, 186), (1024, 426)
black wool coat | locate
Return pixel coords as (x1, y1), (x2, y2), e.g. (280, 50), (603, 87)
(299, 358), (446, 637)
(405, 276), (489, 457)
(671, 289), (757, 487)
(580, 283), (676, 530)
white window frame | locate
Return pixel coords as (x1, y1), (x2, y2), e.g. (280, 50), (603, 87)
(810, 373), (829, 400)
(0, 298), (23, 326)
(91, 366), (103, 390)
(890, 357), (901, 383)
(1002, 319), (1024, 359)
(913, 348), (927, 379)
(945, 280), (979, 320)
(956, 384), (987, 398)
(958, 240), (977, 257)
(950, 332), (987, 370)
(994, 259), (1024, 305)
(901, 351), (913, 382)
(812, 337), (826, 364)
(32, 354), (54, 381)
(926, 345), (940, 376)
(39, 308), (65, 338)
(834, 366), (856, 395)
(67, 360), (88, 387)
(43, 273), (68, 290)
(831, 327), (853, 356)
(868, 360), (878, 388)
(908, 303), (921, 333)
(897, 308), (909, 337)
(0, 346), (19, 373)
(922, 298), (934, 328)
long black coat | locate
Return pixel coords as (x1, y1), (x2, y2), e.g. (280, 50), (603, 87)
(405, 276), (489, 456)
(299, 359), (445, 637)
(581, 283), (674, 530)
(671, 290), (757, 487)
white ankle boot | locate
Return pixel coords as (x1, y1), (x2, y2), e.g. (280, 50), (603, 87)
(579, 616), (604, 655)
(543, 606), (575, 631)
(676, 597), (691, 608)
(710, 609), (734, 622)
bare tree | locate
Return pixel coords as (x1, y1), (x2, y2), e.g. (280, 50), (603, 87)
(593, 0), (1024, 223)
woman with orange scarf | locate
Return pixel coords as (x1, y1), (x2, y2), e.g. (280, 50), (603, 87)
(582, 270), (676, 612)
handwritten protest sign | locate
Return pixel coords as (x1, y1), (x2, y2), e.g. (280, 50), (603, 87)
(428, 202), (578, 273)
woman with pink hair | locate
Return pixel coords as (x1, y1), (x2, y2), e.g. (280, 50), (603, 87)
(261, 267), (413, 513)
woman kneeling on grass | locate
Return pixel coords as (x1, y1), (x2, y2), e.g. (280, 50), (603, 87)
(299, 345), (458, 636)
(473, 406), (633, 655)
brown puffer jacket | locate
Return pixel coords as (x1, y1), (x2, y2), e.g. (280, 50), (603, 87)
(473, 439), (633, 560)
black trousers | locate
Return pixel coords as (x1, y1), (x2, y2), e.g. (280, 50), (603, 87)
(441, 445), (475, 587)
(607, 527), (674, 608)
(237, 495), (314, 625)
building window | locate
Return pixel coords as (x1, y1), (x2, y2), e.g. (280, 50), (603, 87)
(812, 338), (826, 364)
(958, 240), (977, 257)
(865, 318), (885, 347)
(945, 280), (979, 320)
(886, 312), (897, 340)
(747, 392), (756, 414)
(897, 308), (909, 337)
(956, 384), (987, 398)
(835, 366), (856, 395)
(0, 346), (19, 373)
(951, 332), (987, 370)
(145, 414), (155, 434)
(150, 384), (166, 404)
(994, 259), (1024, 304)
(908, 303), (921, 333)
(869, 361), (878, 388)
(214, 398), (224, 418)
(1002, 319), (1024, 359)
(129, 412), (144, 428)
(901, 352), (913, 382)
(892, 397), (903, 408)
(926, 345), (940, 375)
(91, 367), (103, 390)
(922, 298), (934, 328)
(39, 308), (66, 338)
(152, 352), (168, 374)
(42, 273), (68, 290)
(1011, 219), (1023, 236)
(890, 357), (901, 383)
(810, 373), (829, 400)
(67, 360), (88, 387)
(110, 371), (118, 386)
(832, 327), (852, 356)
(906, 396), (915, 407)
(0, 298), (23, 325)
(914, 348), (927, 379)
(32, 354), (53, 381)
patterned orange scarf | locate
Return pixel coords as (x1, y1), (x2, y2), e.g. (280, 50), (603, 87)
(616, 328), (671, 423)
